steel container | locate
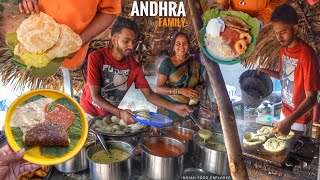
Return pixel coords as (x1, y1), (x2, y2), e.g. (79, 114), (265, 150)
(193, 133), (230, 175)
(55, 134), (95, 173)
(86, 141), (135, 180)
(159, 126), (194, 153)
(55, 147), (88, 173)
(140, 137), (186, 180)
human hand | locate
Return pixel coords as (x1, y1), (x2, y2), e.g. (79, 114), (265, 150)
(195, 85), (203, 94)
(18, 0), (40, 15)
(269, 119), (292, 136)
(150, 126), (159, 136)
(173, 104), (193, 117)
(119, 109), (136, 125)
(0, 144), (40, 180)
(179, 88), (200, 99)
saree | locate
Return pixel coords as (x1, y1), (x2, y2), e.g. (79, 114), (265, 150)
(157, 58), (202, 121)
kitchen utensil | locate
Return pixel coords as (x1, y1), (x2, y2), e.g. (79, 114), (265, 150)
(132, 112), (173, 127)
(239, 70), (273, 108)
(55, 132), (95, 173)
(89, 115), (147, 137)
(198, 129), (213, 143)
(86, 141), (134, 180)
(241, 128), (303, 166)
(140, 137), (186, 180)
(139, 143), (151, 153)
(189, 114), (203, 130)
(193, 133), (229, 175)
(257, 101), (272, 114)
(90, 129), (111, 154)
(159, 126), (194, 153)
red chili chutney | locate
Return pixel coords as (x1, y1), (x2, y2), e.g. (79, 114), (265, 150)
(145, 141), (183, 156)
(165, 129), (192, 141)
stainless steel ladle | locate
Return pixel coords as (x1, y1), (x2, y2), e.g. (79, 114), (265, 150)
(89, 129), (111, 155)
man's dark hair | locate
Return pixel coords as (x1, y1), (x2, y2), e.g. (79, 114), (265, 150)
(271, 4), (298, 25)
(111, 16), (139, 36)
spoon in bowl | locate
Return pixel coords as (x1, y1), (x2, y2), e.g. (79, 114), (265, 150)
(89, 129), (111, 154)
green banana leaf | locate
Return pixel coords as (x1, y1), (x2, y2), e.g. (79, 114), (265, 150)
(5, 32), (66, 77)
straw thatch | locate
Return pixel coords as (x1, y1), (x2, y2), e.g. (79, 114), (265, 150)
(0, 0), (200, 92)
(242, 0), (320, 70)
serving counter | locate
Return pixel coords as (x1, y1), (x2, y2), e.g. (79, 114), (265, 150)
(45, 120), (319, 180)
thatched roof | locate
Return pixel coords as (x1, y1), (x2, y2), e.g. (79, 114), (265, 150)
(242, 0), (320, 69)
(0, 0), (200, 92)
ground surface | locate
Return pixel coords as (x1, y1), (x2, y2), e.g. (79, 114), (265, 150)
(0, 1), (25, 36)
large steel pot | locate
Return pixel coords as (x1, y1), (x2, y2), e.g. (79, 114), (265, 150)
(141, 137), (186, 180)
(86, 141), (134, 180)
(193, 133), (230, 175)
(159, 126), (194, 153)
(55, 134), (95, 173)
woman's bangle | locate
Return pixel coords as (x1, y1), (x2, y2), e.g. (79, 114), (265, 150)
(173, 87), (179, 95)
(170, 87), (180, 95)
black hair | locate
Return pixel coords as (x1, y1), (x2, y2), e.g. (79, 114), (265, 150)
(159, 49), (169, 56)
(271, 4), (298, 25)
(111, 16), (139, 36)
(169, 32), (190, 56)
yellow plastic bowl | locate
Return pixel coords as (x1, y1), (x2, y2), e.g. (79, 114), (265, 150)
(4, 89), (88, 165)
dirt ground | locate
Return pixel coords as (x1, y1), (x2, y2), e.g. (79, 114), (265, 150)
(0, 2), (25, 36)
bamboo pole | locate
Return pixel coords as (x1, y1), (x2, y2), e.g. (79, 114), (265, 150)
(187, 0), (249, 179)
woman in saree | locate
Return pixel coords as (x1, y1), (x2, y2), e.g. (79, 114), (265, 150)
(156, 32), (205, 122)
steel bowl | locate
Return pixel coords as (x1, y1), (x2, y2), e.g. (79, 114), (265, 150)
(140, 137), (186, 180)
(193, 133), (230, 175)
(86, 141), (135, 180)
(159, 126), (194, 153)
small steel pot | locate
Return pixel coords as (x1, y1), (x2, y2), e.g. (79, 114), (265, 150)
(86, 141), (134, 180)
(141, 137), (186, 180)
(55, 147), (88, 173)
(159, 126), (194, 153)
(55, 134), (95, 173)
(193, 133), (230, 175)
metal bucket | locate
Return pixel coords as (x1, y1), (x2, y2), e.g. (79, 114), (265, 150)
(193, 133), (230, 175)
(86, 141), (135, 180)
(140, 137), (186, 180)
(239, 70), (273, 108)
